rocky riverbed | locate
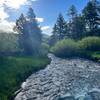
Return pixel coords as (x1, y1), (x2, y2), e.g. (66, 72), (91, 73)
(15, 54), (100, 100)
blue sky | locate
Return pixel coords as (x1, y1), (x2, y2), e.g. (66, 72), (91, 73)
(0, 0), (89, 35)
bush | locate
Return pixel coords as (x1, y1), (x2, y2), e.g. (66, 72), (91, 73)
(51, 37), (100, 58)
(39, 43), (50, 56)
(51, 39), (79, 57)
(42, 43), (50, 52)
(91, 51), (100, 62)
(78, 36), (100, 51)
(0, 33), (19, 53)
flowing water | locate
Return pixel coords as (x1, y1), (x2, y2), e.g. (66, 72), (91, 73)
(15, 54), (100, 100)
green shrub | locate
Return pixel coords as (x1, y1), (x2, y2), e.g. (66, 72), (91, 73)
(78, 36), (100, 51)
(51, 39), (79, 57)
(0, 33), (19, 53)
(91, 51), (100, 62)
(39, 43), (50, 56)
(42, 43), (50, 52)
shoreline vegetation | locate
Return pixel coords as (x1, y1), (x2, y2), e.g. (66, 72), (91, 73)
(0, 55), (50, 100)
(50, 37), (100, 63)
(0, 7), (50, 100)
(48, 0), (100, 63)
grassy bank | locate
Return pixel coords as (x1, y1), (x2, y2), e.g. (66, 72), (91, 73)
(0, 56), (50, 100)
(51, 37), (100, 62)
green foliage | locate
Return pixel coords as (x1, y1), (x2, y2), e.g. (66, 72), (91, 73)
(82, 0), (100, 34)
(15, 8), (42, 56)
(78, 36), (100, 51)
(49, 14), (68, 46)
(42, 43), (50, 51)
(51, 39), (79, 57)
(50, 0), (100, 43)
(51, 36), (100, 58)
(67, 5), (77, 19)
(0, 56), (50, 100)
(40, 43), (50, 56)
(42, 34), (50, 44)
(0, 33), (19, 53)
(49, 24), (59, 46)
(68, 15), (86, 40)
(55, 14), (67, 40)
(91, 51), (100, 62)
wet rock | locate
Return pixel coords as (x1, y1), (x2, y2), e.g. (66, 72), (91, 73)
(15, 54), (100, 100)
(76, 96), (85, 100)
(58, 93), (75, 100)
(76, 95), (92, 100)
(87, 89), (100, 100)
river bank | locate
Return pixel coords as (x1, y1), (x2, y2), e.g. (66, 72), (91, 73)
(0, 56), (50, 100)
(15, 54), (100, 100)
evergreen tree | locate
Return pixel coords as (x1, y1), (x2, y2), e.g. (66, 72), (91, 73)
(15, 13), (28, 51)
(67, 5), (77, 37)
(63, 22), (69, 38)
(67, 5), (77, 21)
(49, 24), (58, 46)
(26, 7), (42, 54)
(67, 5), (78, 39)
(69, 15), (86, 39)
(27, 7), (36, 19)
(15, 8), (42, 55)
(82, 0), (100, 35)
(67, 5), (87, 39)
(74, 15), (86, 39)
(56, 13), (67, 40)
(49, 14), (67, 45)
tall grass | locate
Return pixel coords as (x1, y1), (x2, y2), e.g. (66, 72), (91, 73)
(0, 56), (50, 100)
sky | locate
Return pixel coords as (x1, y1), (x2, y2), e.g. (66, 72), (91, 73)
(0, 0), (89, 35)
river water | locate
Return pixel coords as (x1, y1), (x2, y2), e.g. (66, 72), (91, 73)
(15, 54), (100, 100)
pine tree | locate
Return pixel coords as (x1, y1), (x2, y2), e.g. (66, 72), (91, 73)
(67, 5), (87, 39)
(49, 13), (67, 45)
(73, 15), (86, 39)
(27, 7), (36, 19)
(49, 24), (58, 46)
(82, 0), (100, 35)
(67, 5), (78, 39)
(26, 7), (42, 54)
(56, 13), (66, 40)
(67, 5), (77, 21)
(15, 8), (42, 55)
(15, 13), (28, 51)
